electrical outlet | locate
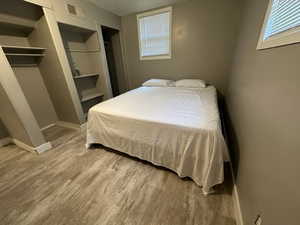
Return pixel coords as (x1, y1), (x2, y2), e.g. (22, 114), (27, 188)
(255, 215), (262, 225)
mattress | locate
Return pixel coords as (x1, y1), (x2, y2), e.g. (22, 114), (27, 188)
(86, 86), (229, 194)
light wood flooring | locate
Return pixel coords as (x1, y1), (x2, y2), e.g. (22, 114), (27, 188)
(0, 131), (236, 225)
(42, 125), (79, 148)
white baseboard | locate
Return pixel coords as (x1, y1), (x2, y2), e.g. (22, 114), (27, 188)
(12, 139), (52, 154)
(229, 162), (244, 225)
(41, 123), (55, 131)
(56, 121), (86, 132)
(0, 137), (12, 147)
(80, 122), (87, 131)
(56, 121), (81, 131)
(35, 142), (52, 154)
(12, 139), (36, 153)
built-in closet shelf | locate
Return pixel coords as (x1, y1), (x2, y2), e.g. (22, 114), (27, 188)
(5, 53), (45, 57)
(3, 45), (46, 57)
(66, 49), (100, 53)
(59, 22), (104, 120)
(81, 91), (104, 102)
(10, 64), (39, 67)
(74, 73), (99, 79)
(2, 46), (46, 51)
(0, 15), (35, 34)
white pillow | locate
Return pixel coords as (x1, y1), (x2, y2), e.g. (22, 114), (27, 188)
(142, 79), (175, 87)
(175, 79), (206, 88)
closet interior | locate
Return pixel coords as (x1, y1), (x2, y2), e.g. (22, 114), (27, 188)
(102, 26), (127, 96)
(58, 23), (106, 120)
(0, 1), (79, 151)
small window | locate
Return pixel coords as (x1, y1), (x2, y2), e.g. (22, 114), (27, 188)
(137, 7), (172, 60)
(257, 0), (300, 50)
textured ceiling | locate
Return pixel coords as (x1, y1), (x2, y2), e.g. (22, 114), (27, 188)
(86, 0), (188, 16)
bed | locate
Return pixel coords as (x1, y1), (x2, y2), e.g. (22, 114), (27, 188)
(86, 85), (229, 194)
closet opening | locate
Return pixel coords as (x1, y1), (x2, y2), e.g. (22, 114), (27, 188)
(101, 26), (127, 97)
(0, 0), (79, 151)
(58, 23), (106, 120)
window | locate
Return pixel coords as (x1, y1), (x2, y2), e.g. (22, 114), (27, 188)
(137, 7), (172, 60)
(257, 0), (300, 49)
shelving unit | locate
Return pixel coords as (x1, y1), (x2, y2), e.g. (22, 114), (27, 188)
(0, 0), (118, 152)
(73, 73), (99, 79)
(0, 3), (57, 134)
(81, 90), (104, 102)
(3, 45), (47, 69)
(2, 45), (46, 55)
(2, 45), (46, 50)
(0, 16), (35, 36)
(5, 53), (45, 56)
(66, 49), (100, 53)
(59, 23), (106, 119)
(0, 0), (59, 151)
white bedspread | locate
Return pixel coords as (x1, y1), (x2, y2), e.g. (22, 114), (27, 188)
(86, 86), (228, 194)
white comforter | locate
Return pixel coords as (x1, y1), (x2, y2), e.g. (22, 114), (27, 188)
(86, 86), (228, 194)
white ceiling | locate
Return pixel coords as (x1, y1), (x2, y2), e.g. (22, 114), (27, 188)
(87, 0), (188, 16)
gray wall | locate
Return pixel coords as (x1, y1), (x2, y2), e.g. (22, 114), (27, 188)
(13, 67), (58, 128)
(0, 84), (32, 146)
(121, 0), (242, 94)
(226, 0), (300, 224)
(51, 0), (121, 30)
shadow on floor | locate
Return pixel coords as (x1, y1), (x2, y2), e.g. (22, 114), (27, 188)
(89, 144), (234, 196)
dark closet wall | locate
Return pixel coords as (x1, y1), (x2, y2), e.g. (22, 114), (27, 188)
(102, 27), (127, 95)
(0, 119), (8, 139)
(226, 0), (300, 224)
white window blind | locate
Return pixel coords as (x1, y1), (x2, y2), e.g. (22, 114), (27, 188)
(137, 7), (172, 60)
(264, 0), (300, 39)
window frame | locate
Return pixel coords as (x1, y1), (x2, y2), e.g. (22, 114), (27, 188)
(257, 0), (300, 50)
(137, 6), (173, 60)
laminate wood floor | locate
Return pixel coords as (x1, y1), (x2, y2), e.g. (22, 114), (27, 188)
(42, 125), (78, 148)
(0, 132), (236, 225)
